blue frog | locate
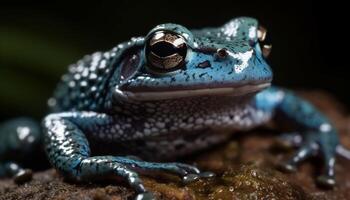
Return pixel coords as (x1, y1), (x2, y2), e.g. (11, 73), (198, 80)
(1, 17), (349, 200)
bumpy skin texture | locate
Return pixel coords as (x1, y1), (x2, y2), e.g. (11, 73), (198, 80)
(0, 17), (348, 199)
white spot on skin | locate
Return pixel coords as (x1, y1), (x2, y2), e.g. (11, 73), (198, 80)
(48, 98), (57, 107)
(230, 50), (254, 73)
(17, 126), (30, 140)
(27, 136), (35, 143)
(74, 74), (81, 80)
(131, 37), (143, 42)
(135, 131), (143, 137)
(89, 73), (97, 80)
(69, 81), (76, 88)
(99, 60), (107, 69)
(82, 68), (89, 77)
(50, 121), (66, 139)
(80, 81), (87, 87)
(110, 128), (116, 134)
(182, 33), (190, 40)
(248, 26), (257, 39)
(151, 127), (158, 132)
(195, 118), (204, 124)
(144, 123), (150, 128)
(91, 86), (97, 92)
(320, 123), (332, 132)
(76, 65), (84, 72)
(144, 129), (151, 135)
(222, 20), (240, 37)
(156, 122), (165, 129)
(204, 119), (214, 125)
(179, 123), (187, 128)
(9, 163), (19, 171)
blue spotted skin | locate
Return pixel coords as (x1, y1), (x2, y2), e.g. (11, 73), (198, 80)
(0, 17), (348, 199)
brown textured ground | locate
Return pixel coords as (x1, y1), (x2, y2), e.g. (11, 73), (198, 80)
(0, 90), (350, 200)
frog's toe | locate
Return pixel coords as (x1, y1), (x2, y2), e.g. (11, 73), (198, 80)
(171, 162), (200, 174)
(182, 171), (215, 184)
(282, 143), (318, 171)
(317, 175), (336, 188)
(142, 162), (200, 176)
(277, 142), (317, 173)
(199, 171), (216, 178)
(125, 172), (147, 194)
(14, 169), (33, 184)
(152, 162), (199, 177)
(277, 132), (339, 188)
(135, 192), (156, 200)
(115, 157), (201, 176)
(115, 157), (203, 181)
(182, 173), (200, 184)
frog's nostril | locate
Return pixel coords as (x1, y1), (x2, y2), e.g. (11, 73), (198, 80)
(216, 48), (228, 59)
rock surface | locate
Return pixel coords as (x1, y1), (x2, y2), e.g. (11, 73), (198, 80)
(0, 90), (349, 200)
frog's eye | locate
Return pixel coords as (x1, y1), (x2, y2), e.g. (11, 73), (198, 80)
(145, 31), (187, 72)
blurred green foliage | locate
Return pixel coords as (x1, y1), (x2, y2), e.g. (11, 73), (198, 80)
(0, 27), (83, 119)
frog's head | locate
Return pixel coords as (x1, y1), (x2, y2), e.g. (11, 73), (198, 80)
(115, 17), (272, 101)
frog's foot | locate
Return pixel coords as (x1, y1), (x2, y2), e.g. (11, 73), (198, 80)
(277, 131), (337, 188)
(113, 156), (215, 183)
(277, 143), (318, 173)
(0, 162), (33, 184)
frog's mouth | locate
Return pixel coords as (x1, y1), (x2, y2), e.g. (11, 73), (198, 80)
(115, 83), (270, 101)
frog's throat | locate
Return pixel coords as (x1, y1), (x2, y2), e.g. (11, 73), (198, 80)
(114, 83), (270, 101)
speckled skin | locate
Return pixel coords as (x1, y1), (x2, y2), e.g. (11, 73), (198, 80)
(0, 17), (349, 200)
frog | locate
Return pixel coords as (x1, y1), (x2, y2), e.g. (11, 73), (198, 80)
(1, 17), (350, 200)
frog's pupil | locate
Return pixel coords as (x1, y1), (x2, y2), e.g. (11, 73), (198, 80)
(151, 41), (177, 57)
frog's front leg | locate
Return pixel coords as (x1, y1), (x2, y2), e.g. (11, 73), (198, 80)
(255, 86), (343, 187)
(43, 112), (203, 200)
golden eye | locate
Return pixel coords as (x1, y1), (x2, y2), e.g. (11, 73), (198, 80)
(145, 31), (187, 72)
(258, 26), (272, 58)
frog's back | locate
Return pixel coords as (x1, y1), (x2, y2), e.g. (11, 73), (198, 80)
(50, 50), (117, 112)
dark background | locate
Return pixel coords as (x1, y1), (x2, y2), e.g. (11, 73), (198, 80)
(0, 1), (348, 121)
